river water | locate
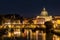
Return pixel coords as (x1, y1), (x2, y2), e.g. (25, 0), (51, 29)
(2, 29), (60, 40)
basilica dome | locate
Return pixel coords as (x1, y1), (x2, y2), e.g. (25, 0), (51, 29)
(41, 8), (48, 16)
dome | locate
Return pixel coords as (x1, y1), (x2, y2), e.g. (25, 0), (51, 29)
(41, 8), (48, 16)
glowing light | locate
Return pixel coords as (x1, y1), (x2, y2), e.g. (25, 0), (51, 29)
(14, 31), (21, 35)
(56, 20), (60, 24)
(36, 16), (40, 18)
(8, 32), (12, 37)
(13, 29), (21, 37)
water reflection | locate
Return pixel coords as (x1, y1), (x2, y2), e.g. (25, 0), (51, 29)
(1, 29), (60, 40)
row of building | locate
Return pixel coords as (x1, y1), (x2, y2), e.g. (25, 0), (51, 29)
(0, 8), (60, 29)
(1, 8), (60, 39)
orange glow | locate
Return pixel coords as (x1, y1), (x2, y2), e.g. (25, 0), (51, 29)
(56, 20), (60, 24)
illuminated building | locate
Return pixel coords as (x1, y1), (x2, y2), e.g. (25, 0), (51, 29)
(36, 8), (52, 24)
(54, 16), (60, 24)
(52, 16), (60, 28)
(1, 8), (60, 39)
(3, 15), (21, 28)
(22, 19), (29, 24)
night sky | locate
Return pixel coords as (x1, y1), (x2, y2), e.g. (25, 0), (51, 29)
(0, 0), (60, 17)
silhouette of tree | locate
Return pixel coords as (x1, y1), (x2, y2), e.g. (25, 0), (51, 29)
(0, 17), (3, 25)
(20, 16), (24, 23)
(44, 21), (53, 30)
(28, 19), (33, 24)
(44, 21), (60, 38)
(44, 21), (53, 40)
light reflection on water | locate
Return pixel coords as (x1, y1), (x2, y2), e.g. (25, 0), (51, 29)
(2, 30), (60, 40)
(25, 30), (60, 40)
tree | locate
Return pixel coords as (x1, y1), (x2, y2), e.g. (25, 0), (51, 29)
(28, 19), (33, 24)
(44, 21), (53, 40)
(44, 21), (53, 30)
